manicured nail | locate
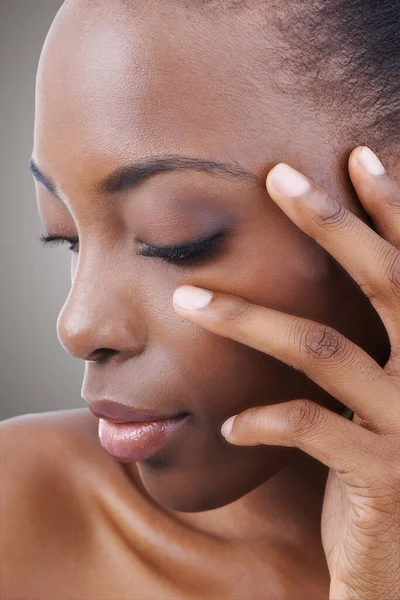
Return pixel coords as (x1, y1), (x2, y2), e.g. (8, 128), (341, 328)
(357, 147), (385, 176)
(221, 414), (237, 437)
(268, 163), (339, 217)
(268, 164), (311, 197)
(173, 285), (213, 310)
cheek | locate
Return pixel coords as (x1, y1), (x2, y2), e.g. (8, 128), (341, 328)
(162, 318), (298, 421)
(144, 213), (333, 417)
(190, 209), (331, 319)
(260, 226), (331, 318)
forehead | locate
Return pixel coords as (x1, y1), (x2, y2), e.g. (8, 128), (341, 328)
(33, 1), (305, 193)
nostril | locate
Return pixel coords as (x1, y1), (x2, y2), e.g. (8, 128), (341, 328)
(87, 348), (117, 363)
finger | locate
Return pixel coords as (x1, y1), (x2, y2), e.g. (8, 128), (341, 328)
(265, 162), (400, 353)
(173, 285), (400, 432)
(348, 146), (400, 249)
(219, 399), (392, 485)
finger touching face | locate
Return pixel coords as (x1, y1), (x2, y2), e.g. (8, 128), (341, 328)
(31, 0), (389, 511)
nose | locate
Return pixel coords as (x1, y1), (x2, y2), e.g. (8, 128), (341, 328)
(56, 260), (147, 362)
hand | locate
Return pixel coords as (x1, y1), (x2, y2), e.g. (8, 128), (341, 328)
(172, 146), (400, 600)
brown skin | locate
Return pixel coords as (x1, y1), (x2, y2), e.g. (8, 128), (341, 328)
(172, 157), (400, 599)
(2, 0), (397, 598)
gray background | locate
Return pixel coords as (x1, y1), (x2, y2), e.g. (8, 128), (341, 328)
(0, 1), (84, 420)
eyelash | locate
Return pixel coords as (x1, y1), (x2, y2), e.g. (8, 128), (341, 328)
(38, 230), (226, 266)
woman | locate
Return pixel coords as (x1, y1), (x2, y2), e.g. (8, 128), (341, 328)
(1, 0), (399, 598)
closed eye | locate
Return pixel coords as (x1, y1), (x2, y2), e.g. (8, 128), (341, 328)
(38, 233), (79, 252)
(138, 230), (226, 266)
(38, 229), (227, 266)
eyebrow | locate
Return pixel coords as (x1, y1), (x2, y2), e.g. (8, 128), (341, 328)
(28, 154), (260, 202)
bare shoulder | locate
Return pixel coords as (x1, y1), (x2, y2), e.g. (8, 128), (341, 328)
(0, 406), (99, 448)
(0, 406), (104, 511)
(0, 409), (109, 598)
(0, 407), (102, 484)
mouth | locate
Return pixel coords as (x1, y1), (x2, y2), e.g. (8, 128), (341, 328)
(85, 398), (190, 462)
(86, 398), (188, 423)
(97, 413), (191, 462)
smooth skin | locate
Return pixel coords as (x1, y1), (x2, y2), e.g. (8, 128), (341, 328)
(1, 1), (399, 599)
(173, 148), (400, 599)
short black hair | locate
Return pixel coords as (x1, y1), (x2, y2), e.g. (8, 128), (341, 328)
(273, 0), (399, 151)
(181, 0), (400, 156)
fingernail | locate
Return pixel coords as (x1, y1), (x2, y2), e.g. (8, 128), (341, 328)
(268, 164), (311, 197)
(268, 163), (339, 217)
(221, 414), (237, 437)
(357, 147), (385, 176)
(173, 285), (213, 310)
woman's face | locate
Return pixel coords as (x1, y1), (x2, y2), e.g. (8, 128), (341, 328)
(32, 0), (389, 511)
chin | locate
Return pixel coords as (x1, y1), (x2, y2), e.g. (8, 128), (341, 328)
(134, 446), (294, 513)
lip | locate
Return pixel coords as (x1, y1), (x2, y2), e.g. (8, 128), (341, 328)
(85, 398), (187, 423)
(84, 398), (190, 462)
(97, 413), (190, 462)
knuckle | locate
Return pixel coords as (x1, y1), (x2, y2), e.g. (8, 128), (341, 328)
(301, 323), (345, 361)
(285, 399), (324, 439)
(240, 407), (263, 430)
(319, 199), (352, 228)
(220, 295), (257, 326)
(237, 407), (265, 441)
(357, 247), (400, 306)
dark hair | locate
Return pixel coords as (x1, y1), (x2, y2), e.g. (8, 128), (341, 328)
(273, 0), (399, 151)
(182, 0), (400, 155)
